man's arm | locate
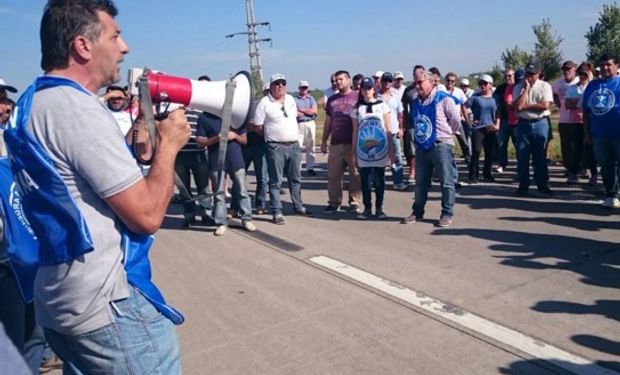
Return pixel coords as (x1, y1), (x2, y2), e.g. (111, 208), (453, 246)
(320, 114), (332, 154)
(106, 109), (190, 234)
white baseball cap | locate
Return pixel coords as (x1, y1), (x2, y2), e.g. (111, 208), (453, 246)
(478, 74), (494, 85)
(460, 78), (470, 86)
(270, 73), (287, 84)
(373, 70), (384, 78)
(0, 78), (17, 93)
(298, 80), (310, 88)
(394, 71), (405, 80)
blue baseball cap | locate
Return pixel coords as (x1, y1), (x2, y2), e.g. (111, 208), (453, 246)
(360, 77), (374, 89)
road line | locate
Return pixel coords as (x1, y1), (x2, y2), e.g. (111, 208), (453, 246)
(309, 255), (619, 375)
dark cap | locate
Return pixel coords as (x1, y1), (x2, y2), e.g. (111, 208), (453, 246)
(381, 72), (394, 82)
(0, 78), (17, 93)
(514, 69), (525, 83)
(360, 77), (374, 89)
(525, 63), (542, 74)
(561, 60), (577, 70)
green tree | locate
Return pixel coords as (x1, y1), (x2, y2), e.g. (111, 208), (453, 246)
(585, 3), (620, 63)
(500, 46), (531, 70)
(532, 18), (563, 81)
(251, 71), (264, 99)
(488, 63), (504, 85)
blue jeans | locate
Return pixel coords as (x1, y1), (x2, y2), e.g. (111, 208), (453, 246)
(592, 136), (620, 198)
(359, 167), (385, 211)
(266, 142), (304, 214)
(390, 134), (404, 185)
(243, 142), (269, 210)
(412, 142), (456, 218)
(45, 286), (181, 375)
(0, 264), (45, 374)
(497, 120), (517, 168)
(515, 118), (550, 191)
(211, 168), (253, 225)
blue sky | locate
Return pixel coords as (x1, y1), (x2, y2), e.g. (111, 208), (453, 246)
(0, 0), (613, 95)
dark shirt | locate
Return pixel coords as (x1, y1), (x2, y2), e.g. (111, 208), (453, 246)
(325, 90), (358, 144)
(197, 113), (246, 172)
(180, 109), (202, 152)
(401, 84), (417, 129)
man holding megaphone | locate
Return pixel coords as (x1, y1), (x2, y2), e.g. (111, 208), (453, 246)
(251, 73), (312, 224)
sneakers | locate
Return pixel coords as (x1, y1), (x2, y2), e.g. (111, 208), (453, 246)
(495, 166), (504, 174)
(566, 174), (579, 184)
(394, 183), (408, 191)
(294, 208), (313, 216)
(255, 208), (265, 215)
(601, 197), (620, 209)
(349, 204), (362, 213)
(357, 209), (371, 220)
(214, 225), (228, 236)
(242, 220), (257, 232)
(401, 214), (418, 224)
(273, 214), (286, 225)
(376, 210), (388, 220)
(437, 215), (452, 227)
(324, 205), (340, 214)
(513, 188), (528, 197)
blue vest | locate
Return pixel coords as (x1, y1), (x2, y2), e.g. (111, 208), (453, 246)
(583, 76), (620, 139)
(411, 91), (459, 151)
(3, 76), (184, 324)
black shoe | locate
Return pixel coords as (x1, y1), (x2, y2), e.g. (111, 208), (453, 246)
(455, 182), (463, 189)
(538, 187), (554, 197)
(467, 178), (478, 185)
(324, 205), (340, 214)
(201, 216), (215, 226)
(513, 188), (528, 197)
(375, 210), (388, 220)
(255, 208), (265, 215)
(272, 214), (286, 225)
(357, 209), (371, 220)
(182, 217), (196, 228)
(294, 208), (313, 217)
(307, 169), (317, 176)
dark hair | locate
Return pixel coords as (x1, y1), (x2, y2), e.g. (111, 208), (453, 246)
(334, 70), (350, 79)
(105, 84), (123, 93)
(197, 75), (211, 81)
(352, 73), (364, 82)
(598, 53), (618, 64)
(413, 65), (425, 72)
(429, 67), (441, 76)
(445, 72), (457, 80)
(40, 0), (118, 71)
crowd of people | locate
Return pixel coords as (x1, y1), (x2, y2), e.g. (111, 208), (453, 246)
(0, 0), (619, 374)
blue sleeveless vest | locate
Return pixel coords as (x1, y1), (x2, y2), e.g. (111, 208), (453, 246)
(411, 90), (459, 151)
(3, 76), (184, 324)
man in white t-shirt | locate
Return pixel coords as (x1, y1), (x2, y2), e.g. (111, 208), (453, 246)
(252, 73), (311, 224)
(552, 60), (580, 183)
(378, 72), (406, 190)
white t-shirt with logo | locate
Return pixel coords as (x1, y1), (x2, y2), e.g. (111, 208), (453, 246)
(351, 100), (390, 168)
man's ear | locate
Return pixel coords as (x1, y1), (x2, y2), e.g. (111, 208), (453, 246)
(71, 35), (93, 62)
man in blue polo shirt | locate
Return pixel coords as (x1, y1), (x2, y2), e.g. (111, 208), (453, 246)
(295, 80), (318, 176)
(583, 53), (620, 209)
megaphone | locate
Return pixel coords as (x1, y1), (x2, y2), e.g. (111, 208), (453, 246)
(128, 68), (253, 129)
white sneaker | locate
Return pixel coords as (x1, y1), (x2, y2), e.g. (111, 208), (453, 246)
(242, 221), (257, 232)
(214, 225), (228, 236)
(495, 166), (504, 174)
(601, 197), (620, 209)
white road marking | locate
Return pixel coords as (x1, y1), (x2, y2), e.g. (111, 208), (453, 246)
(309, 255), (619, 375)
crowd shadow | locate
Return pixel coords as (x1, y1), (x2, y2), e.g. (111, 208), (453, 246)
(498, 358), (620, 374)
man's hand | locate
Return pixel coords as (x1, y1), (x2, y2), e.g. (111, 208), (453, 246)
(320, 141), (328, 154)
(156, 108), (190, 152)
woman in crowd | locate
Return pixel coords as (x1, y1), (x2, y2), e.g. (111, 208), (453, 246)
(351, 77), (392, 220)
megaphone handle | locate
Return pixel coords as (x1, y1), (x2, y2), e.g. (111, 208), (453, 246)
(137, 77), (158, 150)
(214, 78), (237, 197)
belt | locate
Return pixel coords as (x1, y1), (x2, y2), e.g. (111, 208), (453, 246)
(518, 117), (545, 123)
(268, 141), (297, 145)
(298, 118), (314, 123)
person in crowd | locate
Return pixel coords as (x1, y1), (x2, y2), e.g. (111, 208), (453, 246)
(429, 67), (447, 91)
(252, 73), (311, 224)
(512, 62), (554, 196)
(494, 69), (518, 173)
(352, 77), (392, 220)
(378, 72), (406, 191)
(393, 71), (406, 100)
(5, 1), (189, 373)
(565, 62), (598, 186)
(321, 73), (338, 108)
(553, 60), (582, 183)
(352, 73), (364, 91)
(401, 65), (426, 183)
(320, 70), (362, 213)
(459, 78), (474, 98)
(100, 85), (131, 135)
(444, 72), (471, 166)
(295, 80), (318, 176)
(402, 70), (461, 227)
(582, 53), (620, 209)
(372, 70), (384, 91)
(196, 107), (256, 236)
(465, 74), (500, 183)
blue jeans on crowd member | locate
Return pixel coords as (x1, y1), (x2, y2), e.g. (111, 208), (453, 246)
(266, 142), (304, 215)
(44, 285), (181, 375)
(0, 264), (45, 374)
(359, 167), (386, 211)
(497, 119), (517, 169)
(243, 143), (269, 211)
(515, 118), (550, 191)
(412, 142), (456, 218)
(211, 168), (253, 225)
(390, 134), (404, 186)
(592, 136), (620, 198)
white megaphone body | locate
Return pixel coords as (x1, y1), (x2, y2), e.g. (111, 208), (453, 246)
(128, 68), (253, 129)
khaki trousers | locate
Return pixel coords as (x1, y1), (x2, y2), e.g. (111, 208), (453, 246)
(327, 143), (361, 207)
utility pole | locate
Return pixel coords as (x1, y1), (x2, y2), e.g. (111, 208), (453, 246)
(225, 0), (271, 92)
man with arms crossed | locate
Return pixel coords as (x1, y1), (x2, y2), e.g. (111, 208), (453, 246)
(9, 1), (189, 373)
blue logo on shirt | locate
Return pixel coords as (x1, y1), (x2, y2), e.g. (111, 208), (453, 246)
(413, 114), (433, 145)
(357, 117), (388, 162)
(588, 87), (615, 116)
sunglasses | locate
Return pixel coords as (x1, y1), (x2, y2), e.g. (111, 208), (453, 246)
(478, 81), (489, 86)
(381, 79), (393, 83)
(280, 106), (288, 118)
(3, 109), (10, 114)
(273, 80), (286, 86)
